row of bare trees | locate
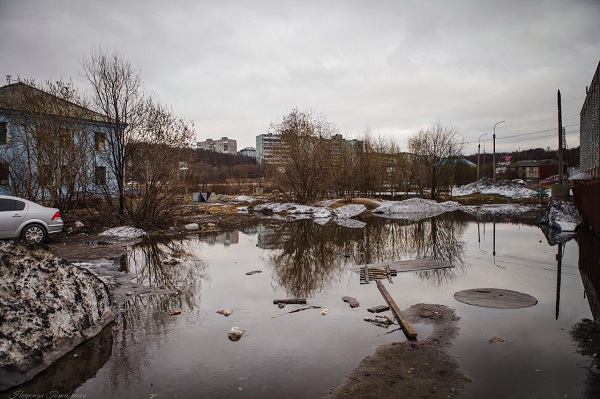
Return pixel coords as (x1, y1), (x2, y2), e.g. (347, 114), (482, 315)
(268, 109), (467, 203)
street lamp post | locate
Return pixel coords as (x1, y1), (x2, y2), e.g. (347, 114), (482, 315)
(477, 133), (487, 180)
(492, 120), (505, 181)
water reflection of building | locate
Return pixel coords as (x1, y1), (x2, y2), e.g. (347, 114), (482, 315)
(203, 230), (240, 246)
(257, 224), (288, 249)
(577, 229), (600, 320)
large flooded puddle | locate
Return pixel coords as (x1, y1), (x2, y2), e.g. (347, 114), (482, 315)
(5, 211), (599, 398)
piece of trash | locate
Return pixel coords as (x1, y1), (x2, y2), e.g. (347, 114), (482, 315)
(75, 221), (85, 228)
(489, 336), (508, 343)
(170, 310), (182, 315)
(184, 223), (199, 231)
(217, 309), (233, 316)
(278, 302), (286, 309)
(111, 325), (120, 332)
(342, 296), (360, 308)
(228, 326), (245, 341)
(125, 291), (133, 296)
(272, 306), (322, 319)
(321, 308), (329, 315)
(246, 270), (262, 275)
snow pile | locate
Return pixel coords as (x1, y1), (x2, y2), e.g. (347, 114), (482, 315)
(539, 199), (582, 232)
(252, 202), (332, 218)
(372, 198), (461, 220)
(233, 195), (259, 203)
(0, 241), (113, 389)
(570, 172), (591, 181)
(462, 204), (535, 218)
(453, 177), (537, 199)
(333, 204), (367, 219)
(99, 226), (147, 239)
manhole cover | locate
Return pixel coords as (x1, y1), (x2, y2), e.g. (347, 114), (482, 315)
(454, 288), (538, 309)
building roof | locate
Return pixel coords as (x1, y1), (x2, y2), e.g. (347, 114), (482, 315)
(0, 82), (107, 123)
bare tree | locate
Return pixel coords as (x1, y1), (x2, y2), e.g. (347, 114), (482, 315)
(270, 108), (336, 204)
(125, 98), (195, 228)
(407, 121), (464, 200)
(81, 47), (145, 221)
(0, 79), (96, 209)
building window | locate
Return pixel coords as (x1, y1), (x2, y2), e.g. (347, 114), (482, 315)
(95, 132), (106, 152)
(0, 163), (9, 185)
(95, 166), (106, 186)
(0, 122), (7, 145)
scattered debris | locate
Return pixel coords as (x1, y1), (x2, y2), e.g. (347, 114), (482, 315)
(277, 302), (286, 309)
(246, 270), (262, 275)
(170, 310), (182, 315)
(342, 296), (360, 308)
(75, 221), (85, 228)
(217, 309), (233, 317)
(364, 316), (393, 326)
(321, 308), (329, 316)
(272, 306), (322, 319)
(228, 326), (245, 342)
(489, 336), (508, 343)
(272, 299), (306, 305)
(367, 305), (390, 313)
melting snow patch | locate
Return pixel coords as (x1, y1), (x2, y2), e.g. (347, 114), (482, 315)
(334, 204), (366, 219)
(336, 219), (367, 229)
(99, 226), (147, 238)
(372, 198), (460, 221)
(462, 204), (535, 218)
(539, 199), (582, 232)
(453, 177), (537, 199)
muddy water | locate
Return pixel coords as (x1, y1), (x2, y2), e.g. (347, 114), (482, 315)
(5, 211), (598, 398)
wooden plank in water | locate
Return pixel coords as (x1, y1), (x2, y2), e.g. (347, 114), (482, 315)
(352, 259), (452, 273)
(376, 280), (417, 339)
(364, 265), (370, 283)
(386, 265), (393, 284)
(273, 299), (306, 305)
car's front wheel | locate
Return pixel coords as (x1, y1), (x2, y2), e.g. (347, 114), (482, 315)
(21, 223), (47, 243)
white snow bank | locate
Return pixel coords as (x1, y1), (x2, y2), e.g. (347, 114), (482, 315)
(333, 204), (367, 219)
(539, 199), (582, 232)
(371, 198), (460, 221)
(99, 226), (147, 238)
(233, 195), (258, 202)
(453, 177), (537, 199)
(570, 172), (591, 181)
(252, 202), (332, 218)
(461, 204), (535, 218)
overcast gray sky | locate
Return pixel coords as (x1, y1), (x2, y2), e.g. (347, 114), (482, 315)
(1, 0), (599, 155)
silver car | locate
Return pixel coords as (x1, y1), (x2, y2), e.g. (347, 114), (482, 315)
(0, 195), (64, 243)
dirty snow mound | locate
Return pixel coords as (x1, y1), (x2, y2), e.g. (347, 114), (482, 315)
(0, 241), (113, 389)
(539, 199), (582, 232)
(334, 204), (366, 219)
(99, 226), (147, 238)
(462, 204), (535, 218)
(372, 198), (460, 221)
(252, 202), (332, 218)
(454, 177), (537, 199)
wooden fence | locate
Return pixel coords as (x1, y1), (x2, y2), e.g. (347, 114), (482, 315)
(572, 179), (600, 233)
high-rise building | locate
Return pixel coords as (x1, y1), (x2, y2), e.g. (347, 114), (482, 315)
(580, 61), (600, 178)
(197, 137), (237, 154)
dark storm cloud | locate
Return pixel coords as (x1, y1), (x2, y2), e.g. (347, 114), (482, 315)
(1, 0), (599, 152)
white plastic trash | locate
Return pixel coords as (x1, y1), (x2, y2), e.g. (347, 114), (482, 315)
(228, 326), (245, 341)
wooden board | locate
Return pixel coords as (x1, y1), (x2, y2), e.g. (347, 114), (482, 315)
(352, 259), (453, 273)
(273, 299), (307, 305)
(376, 280), (417, 339)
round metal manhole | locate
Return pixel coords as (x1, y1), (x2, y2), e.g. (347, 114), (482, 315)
(454, 288), (538, 309)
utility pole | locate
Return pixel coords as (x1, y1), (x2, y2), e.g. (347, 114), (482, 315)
(492, 120), (505, 181)
(477, 133), (487, 180)
(557, 90), (564, 184)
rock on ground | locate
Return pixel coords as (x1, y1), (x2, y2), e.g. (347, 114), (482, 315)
(0, 241), (114, 390)
(539, 199), (582, 232)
